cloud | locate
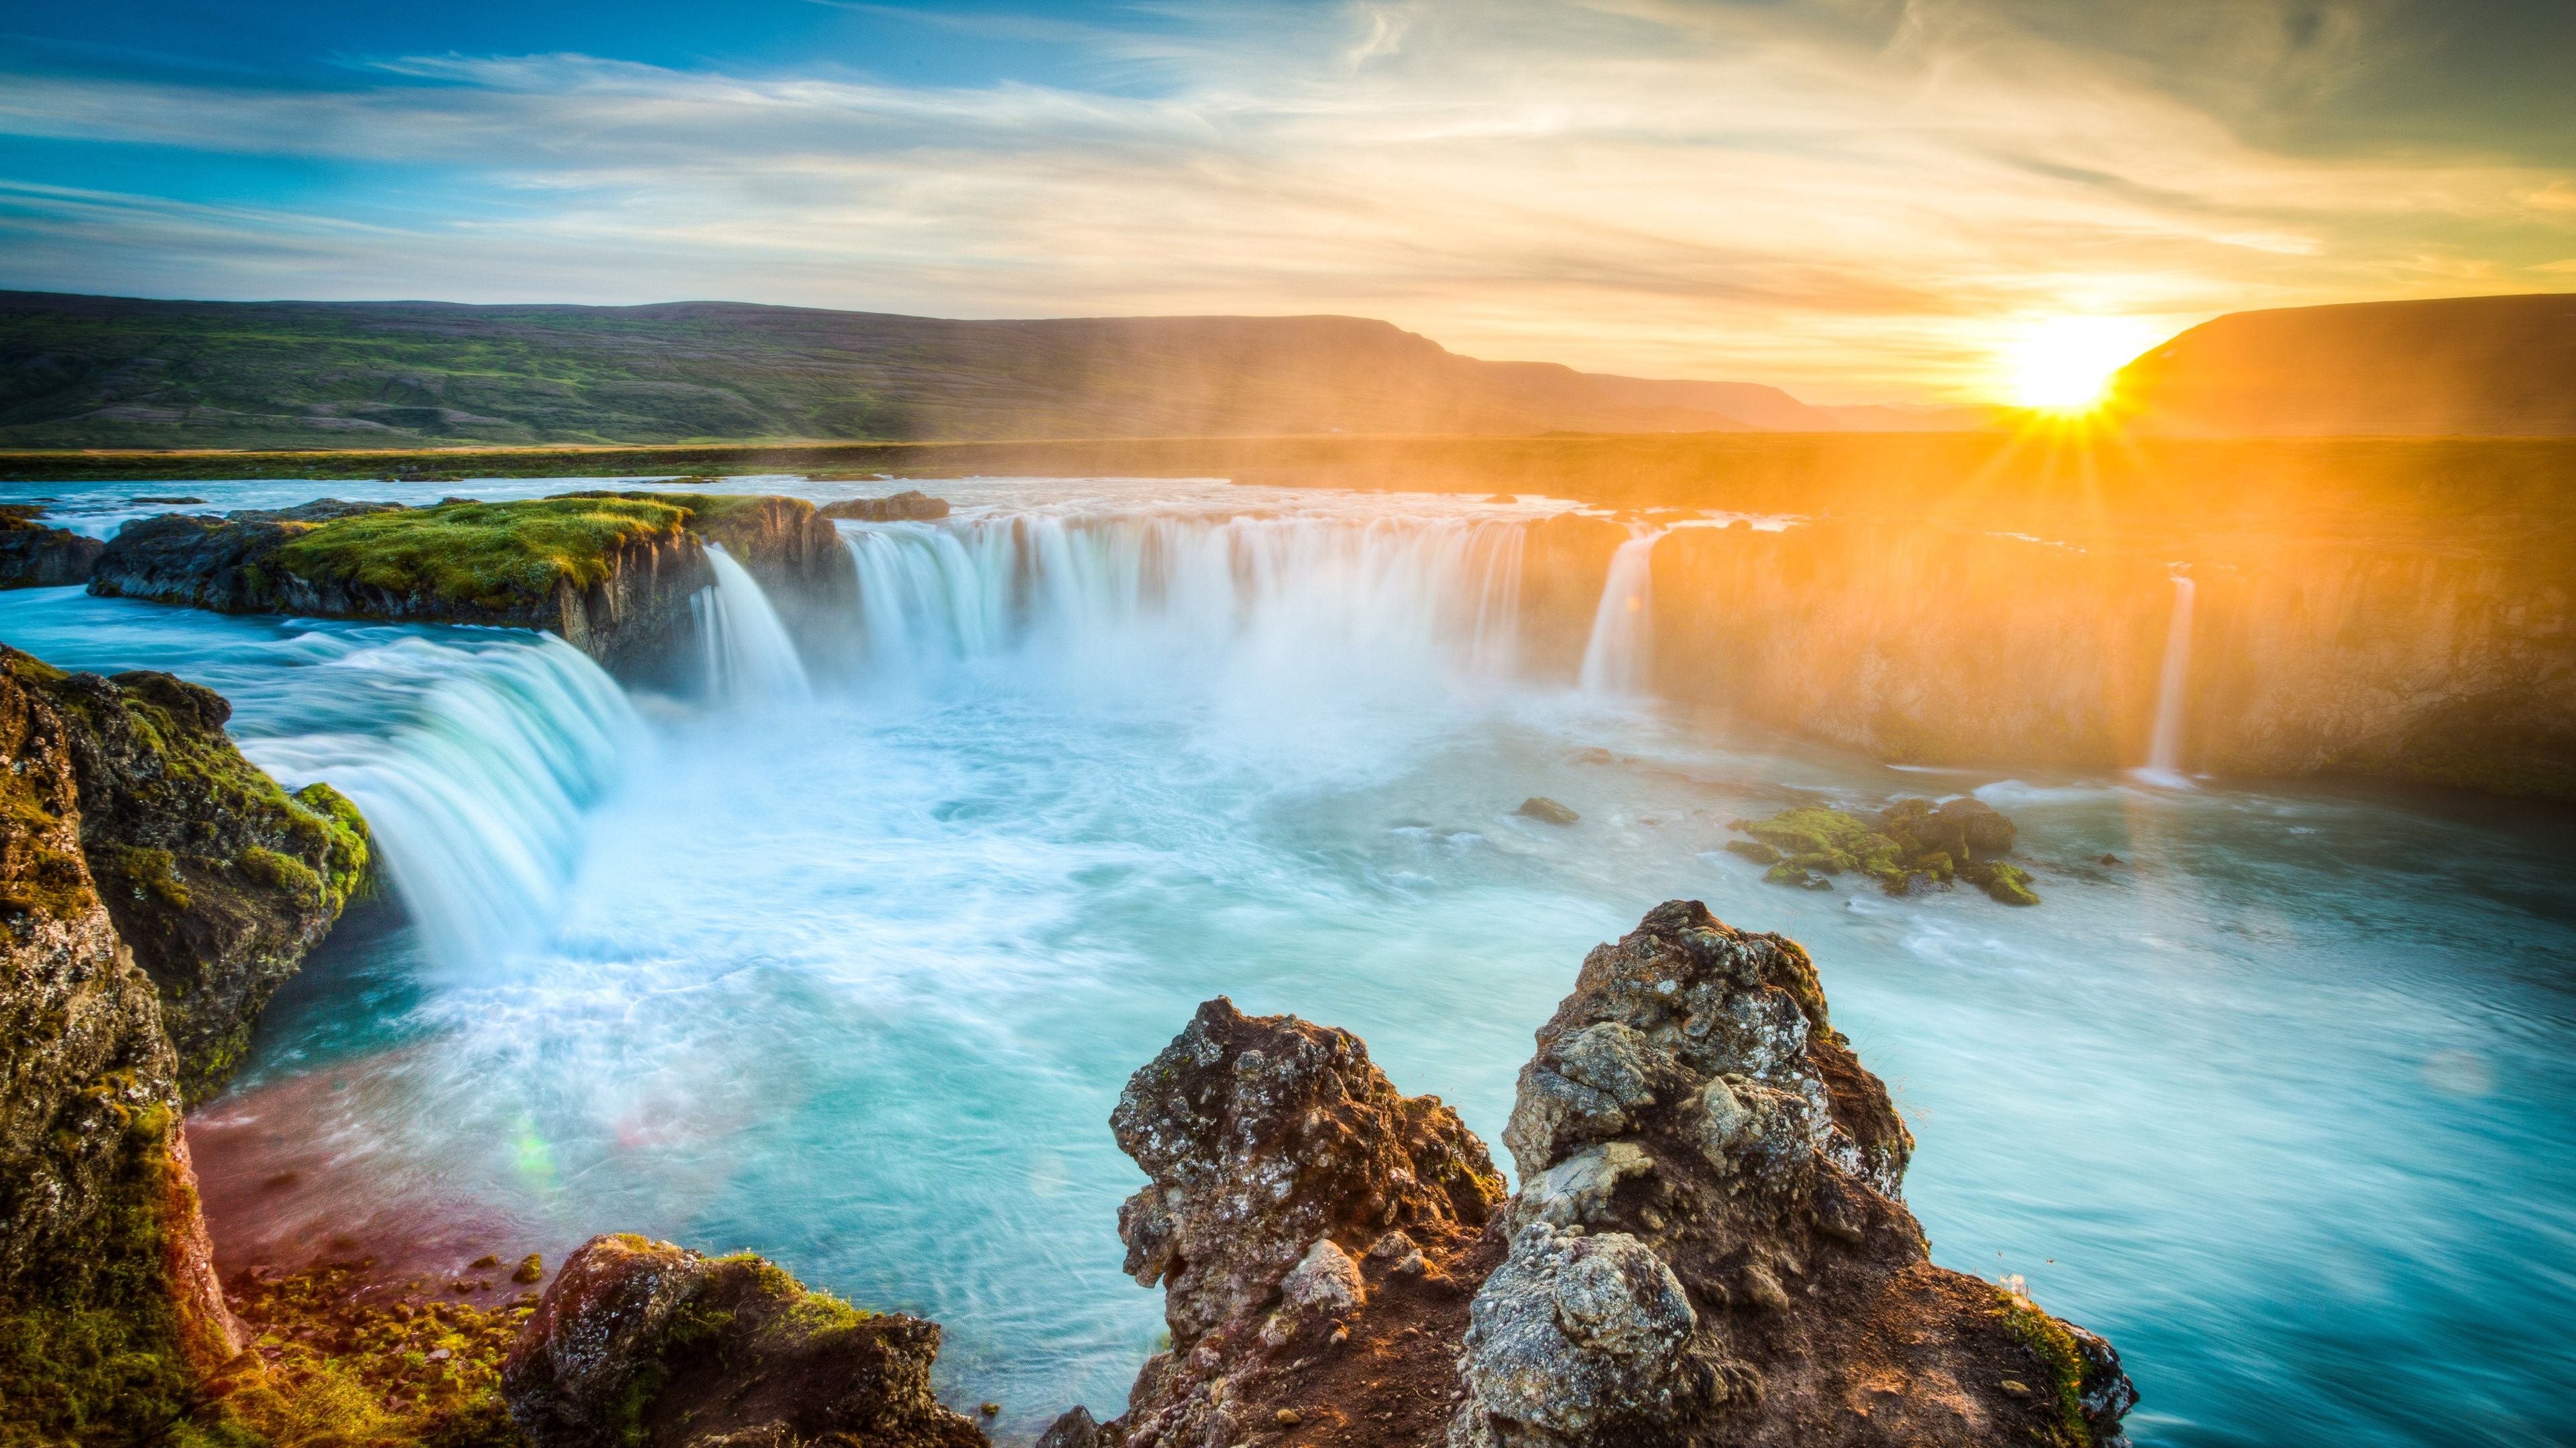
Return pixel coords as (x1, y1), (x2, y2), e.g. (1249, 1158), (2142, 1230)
(0, 0), (2567, 402)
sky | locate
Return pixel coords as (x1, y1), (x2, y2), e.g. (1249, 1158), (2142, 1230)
(1, 0), (2572, 403)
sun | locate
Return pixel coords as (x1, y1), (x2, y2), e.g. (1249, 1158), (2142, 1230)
(2005, 316), (2161, 411)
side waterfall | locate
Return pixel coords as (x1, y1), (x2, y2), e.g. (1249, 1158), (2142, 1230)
(2139, 572), (2197, 786)
(836, 512), (1526, 693)
(1578, 528), (1663, 698)
(695, 546), (813, 705)
(242, 634), (645, 971)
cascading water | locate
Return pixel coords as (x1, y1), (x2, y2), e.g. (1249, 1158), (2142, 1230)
(839, 510), (1527, 699)
(1578, 528), (1663, 697)
(695, 546), (813, 705)
(2136, 572), (2196, 787)
(239, 634), (645, 971)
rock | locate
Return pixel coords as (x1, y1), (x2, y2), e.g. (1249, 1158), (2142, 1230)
(1449, 900), (2133, 1447)
(0, 507), (105, 589)
(0, 648), (243, 1443)
(1517, 796), (1581, 826)
(502, 1233), (988, 1448)
(821, 489), (952, 522)
(21, 655), (374, 1102)
(1486, 493), (1518, 504)
(2099, 853), (2121, 865)
(1105, 997), (1508, 1448)
(89, 491), (856, 682)
(1722, 839), (1780, 865)
(1733, 800), (2036, 904)
(514, 1253), (544, 1284)
(1037, 1406), (1102, 1448)
(1961, 859), (2042, 906)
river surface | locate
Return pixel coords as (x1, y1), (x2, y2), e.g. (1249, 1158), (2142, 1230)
(4, 475), (2571, 1448)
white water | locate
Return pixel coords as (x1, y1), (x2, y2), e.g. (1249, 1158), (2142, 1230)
(695, 546), (813, 706)
(1578, 528), (1662, 697)
(2136, 573), (2197, 788)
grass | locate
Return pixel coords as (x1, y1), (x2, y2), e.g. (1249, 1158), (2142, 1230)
(270, 497), (695, 611)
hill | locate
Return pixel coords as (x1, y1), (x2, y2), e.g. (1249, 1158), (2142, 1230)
(2113, 293), (2576, 437)
(0, 292), (1978, 448)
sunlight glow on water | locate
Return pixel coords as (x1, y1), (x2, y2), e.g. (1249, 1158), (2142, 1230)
(2, 475), (2569, 1447)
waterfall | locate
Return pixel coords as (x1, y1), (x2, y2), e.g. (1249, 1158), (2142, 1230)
(1578, 529), (1663, 698)
(2138, 573), (2197, 787)
(242, 634), (645, 971)
(694, 546), (813, 706)
(835, 511), (1527, 697)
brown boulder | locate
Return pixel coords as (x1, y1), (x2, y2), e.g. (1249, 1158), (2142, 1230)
(501, 1233), (988, 1448)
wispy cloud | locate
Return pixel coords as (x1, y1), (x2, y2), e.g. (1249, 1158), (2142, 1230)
(0, 0), (2567, 400)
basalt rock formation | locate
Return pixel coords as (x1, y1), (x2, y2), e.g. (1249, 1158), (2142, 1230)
(91, 491), (855, 680)
(821, 489), (951, 522)
(0, 505), (105, 589)
(1073, 904), (2132, 1448)
(502, 1232), (989, 1448)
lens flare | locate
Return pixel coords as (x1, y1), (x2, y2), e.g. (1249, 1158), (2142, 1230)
(2005, 316), (2160, 410)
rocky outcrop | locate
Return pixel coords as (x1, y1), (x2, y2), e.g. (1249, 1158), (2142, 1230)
(1079, 908), (2133, 1448)
(0, 648), (244, 1441)
(1101, 998), (1509, 1448)
(0, 505), (104, 588)
(1729, 799), (2036, 904)
(1454, 900), (2131, 1447)
(91, 491), (858, 681)
(501, 1232), (989, 1448)
(21, 653), (373, 1102)
(821, 489), (951, 522)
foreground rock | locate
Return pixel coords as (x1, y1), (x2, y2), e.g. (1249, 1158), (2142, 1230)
(91, 491), (854, 678)
(1101, 997), (1509, 1448)
(821, 489), (951, 522)
(0, 649), (247, 1439)
(503, 1232), (989, 1448)
(0, 505), (105, 588)
(1456, 899), (2129, 1445)
(1073, 905), (2133, 1447)
(20, 653), (375, 1101)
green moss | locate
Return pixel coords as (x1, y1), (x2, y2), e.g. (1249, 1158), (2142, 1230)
(0, 1114), (250, 1448)
(270, 497), (694, 612)
(235, 846), (322, 902)
(1965, 861), (2042, 906)
(1995, 1288), (2092, 1447)
(287, 783), (374, 910)
(225, 1261), (532, 1448)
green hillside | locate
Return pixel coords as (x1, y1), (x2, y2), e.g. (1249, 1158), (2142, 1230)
(0, 292), (1875, 449)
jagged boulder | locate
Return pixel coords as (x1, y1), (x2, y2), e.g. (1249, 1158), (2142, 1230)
(1452, 900), (2131, 1447)
(22, 654), (373, 1102)
(502, 1233), (989, 1448)
(1101, 997), (1509, 1448)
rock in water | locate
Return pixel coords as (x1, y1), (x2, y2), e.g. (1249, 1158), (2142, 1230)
(27, 657), (374, 1101)
(1454, 900), (2133, 1447)
(502, 1233), (989, 1448)
(1105, 997), (1509, 1448)
(1517, 796), (1582, 826)
(821, 489), (952, 522)
(0, 505), (105, 589)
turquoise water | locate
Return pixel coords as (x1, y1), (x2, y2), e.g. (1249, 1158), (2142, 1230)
(3, 476), (2571, 1447)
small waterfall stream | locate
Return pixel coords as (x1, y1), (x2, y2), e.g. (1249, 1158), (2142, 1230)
(1578, 528), (1663, 697)
(695, 546), (814, 706)
(2138, 573), (2196, 786)
(238, 634), (645, 972)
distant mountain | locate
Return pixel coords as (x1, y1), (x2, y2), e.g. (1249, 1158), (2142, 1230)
(2113, 293), (2576, 437)
(0, 292), (1986, 448)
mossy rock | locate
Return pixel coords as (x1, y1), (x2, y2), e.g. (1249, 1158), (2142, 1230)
(272, 495), (695, 613)
(1735, 801), (2036, 904)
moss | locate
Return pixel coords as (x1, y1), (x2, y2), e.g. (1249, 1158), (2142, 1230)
(1737, 804), (2037, 904)
(1965, 861), (2042, 906)
(1995, 1288), (2093, 1447)
(0, 1114), (247, 1448)
(287, 783), (374, 910)
(1722, 839), (1779, 865)
(224, 1261), (533, 1448)
(269, 497), (695, 613)
(235, 847), (321, 902)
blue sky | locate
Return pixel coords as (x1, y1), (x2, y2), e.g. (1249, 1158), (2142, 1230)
(3, 0), (2571, 401)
